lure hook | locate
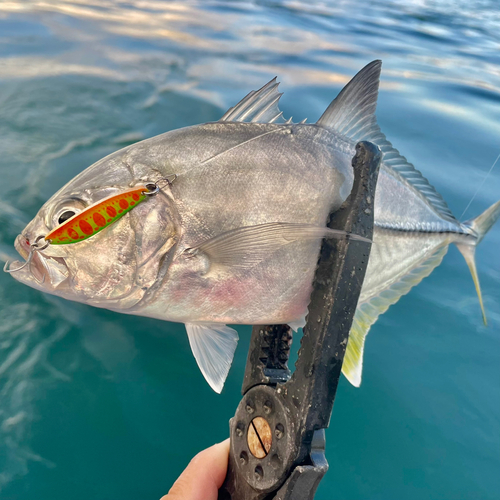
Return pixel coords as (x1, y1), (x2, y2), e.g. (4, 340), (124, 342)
(3, 250), (34, 274)
(4, 235), (49, 283)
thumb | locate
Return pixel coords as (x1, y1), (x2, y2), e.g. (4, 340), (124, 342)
(162, 439), (230, 500)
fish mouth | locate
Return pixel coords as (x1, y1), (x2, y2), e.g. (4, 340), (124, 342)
(8, 235), (70, 288)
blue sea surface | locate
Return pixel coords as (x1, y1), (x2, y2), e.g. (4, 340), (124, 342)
(0, 1), (499, 499)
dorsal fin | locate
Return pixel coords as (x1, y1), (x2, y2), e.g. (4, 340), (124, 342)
(317, 60), (456, 222)
(219, 78), (287, 123)
(317, 60), (381, 136)
(368, 127), (456, 221)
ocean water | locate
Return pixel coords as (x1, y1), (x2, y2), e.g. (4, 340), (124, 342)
(0, 1), (499, 499)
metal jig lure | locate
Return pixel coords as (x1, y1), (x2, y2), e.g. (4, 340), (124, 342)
(46, 185), (149, 244)
(4, 175), (176, 278)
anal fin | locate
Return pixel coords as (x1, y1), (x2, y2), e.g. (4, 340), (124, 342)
(185, 323), (239, 393)
(342, 245), (448, 386)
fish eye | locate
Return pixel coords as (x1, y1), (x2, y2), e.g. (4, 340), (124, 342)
(51, 198), (87, 229)
(58, 211), (76, 224)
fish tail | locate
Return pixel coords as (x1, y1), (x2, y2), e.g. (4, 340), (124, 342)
(464, 200), (500, 244)
(456, 200), (500, 326)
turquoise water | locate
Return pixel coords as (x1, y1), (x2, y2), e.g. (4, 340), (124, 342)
(0, 1), (499, 498)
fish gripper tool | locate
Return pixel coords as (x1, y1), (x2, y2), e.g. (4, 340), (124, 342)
(218, 141), (382, 500)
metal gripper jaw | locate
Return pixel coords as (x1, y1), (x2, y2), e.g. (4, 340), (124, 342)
(218, 141), (382, 500)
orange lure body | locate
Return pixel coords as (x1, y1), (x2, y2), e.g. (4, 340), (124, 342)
(45, 186), (148, 244)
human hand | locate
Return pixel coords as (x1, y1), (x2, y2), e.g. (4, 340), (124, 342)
(161, 439), (230, 500)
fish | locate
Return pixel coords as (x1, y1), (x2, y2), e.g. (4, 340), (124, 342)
(5, 61), (499, 393)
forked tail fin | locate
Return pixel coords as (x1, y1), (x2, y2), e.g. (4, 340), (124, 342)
(465, 200), (500, 244)
(456, 200), (500, 326)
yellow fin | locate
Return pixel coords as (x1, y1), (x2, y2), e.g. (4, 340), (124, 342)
(342, 245), (448, 386)
(459, 199), (500, 325)
(342, 308), (371, 387)
(456, 244), (487, 326)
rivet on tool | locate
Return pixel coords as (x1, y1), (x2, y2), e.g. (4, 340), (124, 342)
(254, 466), (264, 481)
(275, 423), (284, 440)
(239, 451), (248, 465)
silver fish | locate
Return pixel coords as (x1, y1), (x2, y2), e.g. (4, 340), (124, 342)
(6, 61), (499, 393)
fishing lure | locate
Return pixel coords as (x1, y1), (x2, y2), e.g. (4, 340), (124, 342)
(45, 185), (150, 244)
(4, 175), (176, 278)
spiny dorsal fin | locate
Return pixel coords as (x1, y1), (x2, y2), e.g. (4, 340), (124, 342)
(342, 245), (448, 386)
(317, 60), (456, 222)
(219, 78), (287, 123)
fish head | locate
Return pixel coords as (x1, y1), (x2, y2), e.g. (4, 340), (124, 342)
(7, 148), (180, 310)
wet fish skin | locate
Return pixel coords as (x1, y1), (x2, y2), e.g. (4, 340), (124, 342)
(123, 122), (355, 325)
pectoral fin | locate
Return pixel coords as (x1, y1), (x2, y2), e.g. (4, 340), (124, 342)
(185, 323), (239, 393)
(186, 222), (370, 270)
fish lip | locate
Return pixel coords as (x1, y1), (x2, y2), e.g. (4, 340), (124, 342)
(15, 235), (30, 261)
(11, 234), (70, 288)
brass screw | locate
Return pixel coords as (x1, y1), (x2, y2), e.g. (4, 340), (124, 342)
(247, 417), (272, 458)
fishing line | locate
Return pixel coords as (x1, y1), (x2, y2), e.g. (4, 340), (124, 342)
(460, 149), (500, 221)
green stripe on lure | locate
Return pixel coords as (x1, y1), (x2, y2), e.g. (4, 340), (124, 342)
(45, 186), (150, 244)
